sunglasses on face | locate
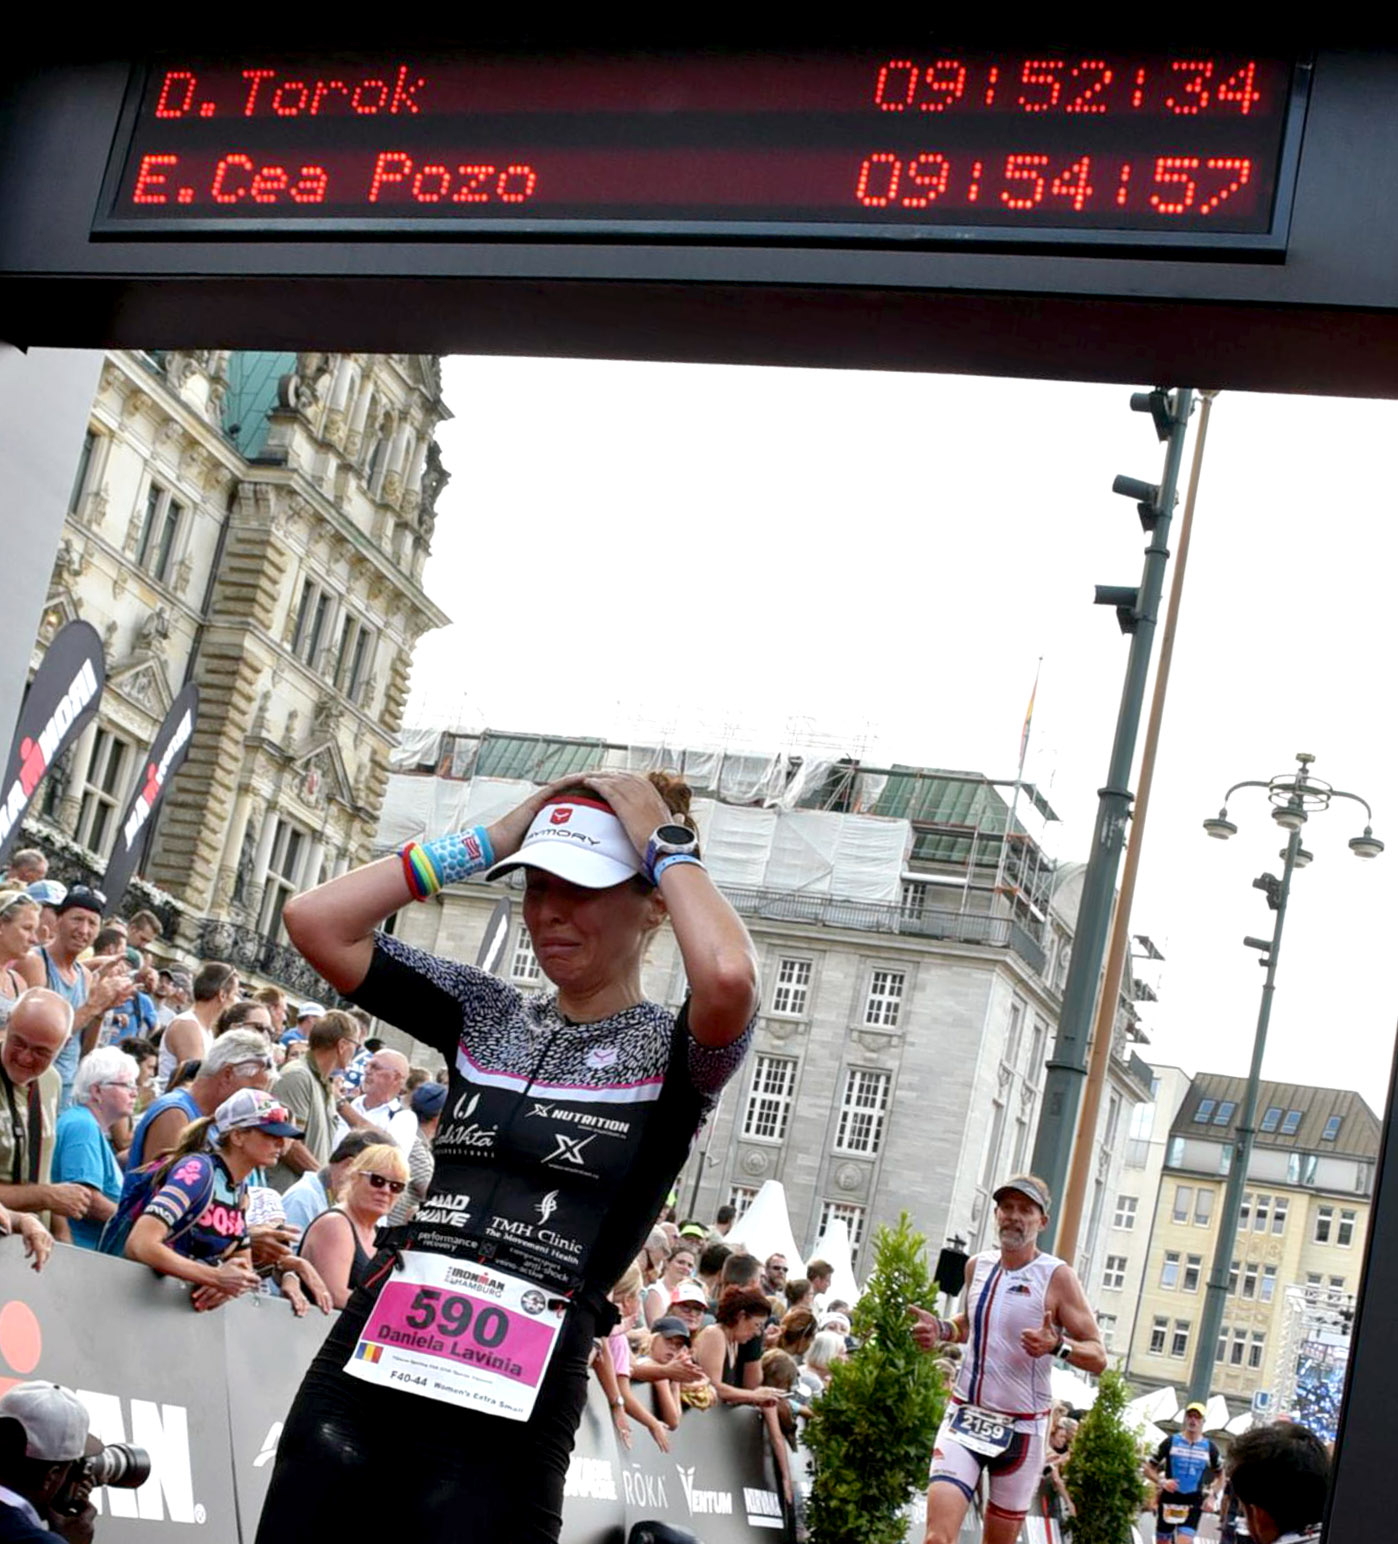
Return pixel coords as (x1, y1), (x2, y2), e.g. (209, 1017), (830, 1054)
(365, 1173), (406, 1195)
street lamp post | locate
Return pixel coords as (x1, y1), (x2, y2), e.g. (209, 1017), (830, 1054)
(1188, 752), (1382, 1402)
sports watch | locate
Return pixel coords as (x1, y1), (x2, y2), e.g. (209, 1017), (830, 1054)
(644, 824), (701, 884)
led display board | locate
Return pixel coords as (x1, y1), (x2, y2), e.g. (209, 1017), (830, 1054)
(96, 51), (1306, 251)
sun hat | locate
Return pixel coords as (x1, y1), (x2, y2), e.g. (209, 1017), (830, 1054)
(993, 1175), (1052, 1214)
(212, 1088), (304, 1141)
(0, 1381), (88, 1461)
(485, 797), (643, 889)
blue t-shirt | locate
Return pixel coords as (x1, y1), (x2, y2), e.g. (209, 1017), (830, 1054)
(281, 1171), (329, 1236)
(128, 1088), (200, 1170)
(143, 1151), (248, 1263)
(52, 1105), (124, 1249)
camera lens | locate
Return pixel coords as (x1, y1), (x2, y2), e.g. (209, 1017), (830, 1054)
(83, 1443), (152, 1490)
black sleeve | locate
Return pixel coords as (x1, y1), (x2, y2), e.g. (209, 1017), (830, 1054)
(347, 930), (519, 1061)
(1154, 1437), (1171, 1469)
(1209, 1441), (1222, 1474)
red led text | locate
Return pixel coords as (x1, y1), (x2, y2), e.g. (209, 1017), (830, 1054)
(129, 152), (329, 206)
(148, 65), (428, 119)
(367, 153), (538, 204)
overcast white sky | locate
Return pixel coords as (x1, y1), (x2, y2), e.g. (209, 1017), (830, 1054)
(406, 357), (1398, 1113)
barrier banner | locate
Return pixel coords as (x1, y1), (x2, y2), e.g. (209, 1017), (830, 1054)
(0, 619), (104, 863)
(0, 1244), (238, 1541)
(0, 1243), (792, 1544)
(101, 681), (199, 903)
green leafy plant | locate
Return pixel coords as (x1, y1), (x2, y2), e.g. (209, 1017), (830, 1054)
(1063, 1367), (1149, 1544)
(805, 1212), (947, 1544)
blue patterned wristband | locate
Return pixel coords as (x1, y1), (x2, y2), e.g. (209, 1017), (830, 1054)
(420, 825), (496, 889)
(652, 853), (703, 884)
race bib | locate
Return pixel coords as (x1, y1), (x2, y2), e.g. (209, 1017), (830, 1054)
(1162, 1503), (1192, 1525)
(345, 1250), (568, 1421)
(949, 1403), (1015, 1458)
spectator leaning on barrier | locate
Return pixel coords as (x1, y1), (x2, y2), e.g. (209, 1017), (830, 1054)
(281, 1128), (395, 1236)
(0, 989), (89, 1259)
(693, 1287), (783, 1411)
(388, 1080), (445, 1226)
(126, 1028), (274, 1170)
(267, 1008), (363, 1192)
(52, 1047), (137, 1249)
(297, 1142), (410, 1309)
(122, 1088), (304, 1312)
(0, 1380), (97, 1543)
(1225, 1422), (1329, 1544)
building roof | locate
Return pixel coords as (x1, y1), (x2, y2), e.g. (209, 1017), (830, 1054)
(1170, 1072), (1381, 1160)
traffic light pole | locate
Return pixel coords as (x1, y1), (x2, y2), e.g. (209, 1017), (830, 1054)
(1029, 387), (1195, 1254)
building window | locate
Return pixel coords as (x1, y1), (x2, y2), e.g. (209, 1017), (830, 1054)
(900, 880), (928, 920)
(1219, 1143), (1234, 1176)
(1170, 1321), (1191, 1359)
(1239, 1195), (1251, 1230)
(727, 1185), (757, 1217)
(1288, 1152), (1318, 1186)
(1338, 1210), (1356, 1247)
(509, 930), (541, 983)
(835, 1068), (892, 1155)
(1194, 1099), (1216, 1124)
(1241, 1263), (1259, 1299)
(1099, 1313), (1117, 1350)
(1281, 1110), (1303, 1135)
(1194, 1189), (1214, 1228)
(293, 578), (333, 668)
(1261, 1106), (1284, 1133)
(817, 1200), (866, 1263)
(1328, 1275), (1345, 1291)
(863, 969), (906, 1028)
(69, 429), (100, 513)
(1315, 1206), (1333, 1244)
(1249, 1332), (1266, 1370)
(1113, 1195), (1137, 1230)
(1261, 1265), (1277, 1303)
(1252, 1195), (1271, 1233)
(257, 818), (307, 939)
(1167, 1136), (1185, 1168)
(1272, 1196), (1289, 1234)
(741, 1055), (798, 1143)
(1322, 1115), (1343, 1142)
(1005, 1000), (1025, 1067)
(1161, 1251), (1181, 1289)
(1102, 1255), (1127, 1291)
(1029, 1017), (1049, 1084)
(771, 957), (812, 1017)
(1228, 1259), (1239, 1295)
(334, 614), (377, 704)
(1214, 1100), (1236, 1126)
(1172, 1185), (1193, 1224)
(1216, 1326), (1228, 1363)
(136, 482), (184, 585)
(1149, 1316), (1168, 1355)
(1183, 1255), (1202, 1293)
(1230, 1329), (1247, 1365)
(75, 728), (132, 857)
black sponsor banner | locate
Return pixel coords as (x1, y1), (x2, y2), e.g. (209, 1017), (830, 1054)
(0, 1243), (238, 1541)
(0, 1243), (790, 1544)
(101, 682), (199, 902)
(0, 620), (104, 864)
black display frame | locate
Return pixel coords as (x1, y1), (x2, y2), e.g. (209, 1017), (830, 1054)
(90, 52), (1313, 256)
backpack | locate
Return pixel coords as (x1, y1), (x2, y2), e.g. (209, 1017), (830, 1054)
(98, 1151), (217, 1258)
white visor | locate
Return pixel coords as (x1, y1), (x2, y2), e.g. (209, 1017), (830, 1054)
(486, 797), (644, 889)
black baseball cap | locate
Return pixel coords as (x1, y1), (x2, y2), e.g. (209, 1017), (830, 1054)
(56, 883), (106, 917)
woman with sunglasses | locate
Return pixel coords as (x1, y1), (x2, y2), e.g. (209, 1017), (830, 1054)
(297, 1144), (410, 1309)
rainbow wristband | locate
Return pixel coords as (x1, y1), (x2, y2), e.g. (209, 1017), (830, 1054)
(401, 826), (496, 900)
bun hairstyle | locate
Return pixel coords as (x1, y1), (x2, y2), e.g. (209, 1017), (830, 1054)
(646, 771), (699, 849)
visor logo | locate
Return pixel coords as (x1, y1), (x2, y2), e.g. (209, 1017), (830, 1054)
(550, 807), (573, 825)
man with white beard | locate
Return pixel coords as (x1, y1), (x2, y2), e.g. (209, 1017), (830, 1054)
(909, 1175), (1106, 1544)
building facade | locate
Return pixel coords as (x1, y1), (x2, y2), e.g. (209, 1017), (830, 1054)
(1125, 1072), (1377, 1406)
(371, 729), (1153, 1279)
(27, 348), (450, 993)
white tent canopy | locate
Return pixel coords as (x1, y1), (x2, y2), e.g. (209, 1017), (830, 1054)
(1051, 1366), (1099, 1410)
(1126, 1386), (1179, 1425)
(723, 1181), (805, 1279)
(807, 1216), (861, 1309)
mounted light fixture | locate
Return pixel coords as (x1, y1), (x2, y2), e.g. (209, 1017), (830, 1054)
(1203, 810), (1236, 839)
(1349, 827), (1385, 859)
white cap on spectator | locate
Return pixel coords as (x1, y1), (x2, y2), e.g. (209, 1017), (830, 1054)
(298, 1002), (325, 1020)
(672, 1280), (709, 1307)
(0, 1381), (88, 1461)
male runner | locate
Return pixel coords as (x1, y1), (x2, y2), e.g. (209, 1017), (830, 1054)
(910, 1175), (1106, 1544)
(1147, 1401), (1222, 1543)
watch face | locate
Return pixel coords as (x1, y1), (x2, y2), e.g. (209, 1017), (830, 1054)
(656, 824), (694, 846)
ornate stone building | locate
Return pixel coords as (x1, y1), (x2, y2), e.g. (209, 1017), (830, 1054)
(28, 348), (450, 994)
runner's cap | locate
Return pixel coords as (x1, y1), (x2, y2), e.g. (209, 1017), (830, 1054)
(1185, 1401), (1207, 1417)
(651, 1316), (692, 1343)
(486, 797), (643, 889)
(993, 1175), (1052, 1214)
(212, 1088), (305, 1140)
(0, 1381), (88, 1461)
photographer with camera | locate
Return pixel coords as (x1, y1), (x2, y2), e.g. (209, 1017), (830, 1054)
(0, 1381), (99, 1541)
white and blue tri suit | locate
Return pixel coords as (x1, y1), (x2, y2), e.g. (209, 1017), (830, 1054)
(1154, 1431), (1221, 1538)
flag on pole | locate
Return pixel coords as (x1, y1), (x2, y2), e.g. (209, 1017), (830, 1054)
(1019, 659), (1042, 772)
